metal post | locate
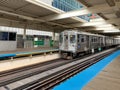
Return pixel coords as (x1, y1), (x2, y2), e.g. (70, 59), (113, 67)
(23, 22), (27, 48)
(23, 23), (27, 40)
(52, 30), (55, 48)
(11, 57), (14, 60)
(53, 30), (55, 41)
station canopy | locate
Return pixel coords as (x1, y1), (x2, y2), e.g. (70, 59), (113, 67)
(0, 0), (119, 36)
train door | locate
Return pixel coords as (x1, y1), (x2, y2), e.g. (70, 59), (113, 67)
(89, 36), (93, 50)
(77, 34), (80, 49)
(70, 34), (76, 52)
(59, 33), (63, 50)
(103, 37), (105, 47)
(101, 37), (102, 46)
(80, 35), (85, 52)
(90, 36), (95, 53)
(86, 35), (89, 49)
(99, 37), (101, 47)
(98, 37), (102, 51)
(105, 37), (106, 46)
(64, 34), (68, 50)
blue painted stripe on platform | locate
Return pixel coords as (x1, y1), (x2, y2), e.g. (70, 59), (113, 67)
(0, 54), (16, 58)
(53, 50), (120, 90)
(0, 49), (59, 58)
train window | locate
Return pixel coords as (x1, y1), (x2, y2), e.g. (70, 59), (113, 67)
(70, 35), (75, 43)
(77, 34), (80, 42)
(91, 38), (93, 42)
(64, 35), (68, 40)
(81, 38), (84, 42)
(91, 37), (94, 42)
(59, 34), (63, 43)
(94, 37), (96, 42)
(0, 32), (9, 40)
(96, 37), (98, 42)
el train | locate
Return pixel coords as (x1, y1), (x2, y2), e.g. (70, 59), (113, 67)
(59, 30), (120, 59)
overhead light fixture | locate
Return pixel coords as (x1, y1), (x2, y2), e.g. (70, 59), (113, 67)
(117, 36), (120, 37)
(103, 29), (120, 32)
(96, 24), (113, 28)
(95, 26), (117, 30)
(90, 18), (104, 22)
(116, 36), (120, 38)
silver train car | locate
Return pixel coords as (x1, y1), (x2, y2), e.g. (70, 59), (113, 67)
(59, 30), (120, 59)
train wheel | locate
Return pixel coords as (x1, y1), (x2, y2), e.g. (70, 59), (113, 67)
(66, 53), (75, 60)
(72, 53), (77, 59)
(67, 56), (73, 60)
(62, 53), (67, 59)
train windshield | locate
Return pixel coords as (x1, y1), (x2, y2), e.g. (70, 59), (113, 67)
(64, 35), (68, 40)
(59, 34), (63, 43)
(70, 35), (75, 43)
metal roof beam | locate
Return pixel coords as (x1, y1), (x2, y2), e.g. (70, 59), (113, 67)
(25, 0), (86, 23)
(0, 10), (70, 28)
(81, 26), (120, 30)
(38, 2), (120, 21)
(67, 18), (120, 27)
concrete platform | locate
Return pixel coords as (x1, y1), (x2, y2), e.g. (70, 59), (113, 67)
(0, 53), (60, 72)
(0, 47), (59, 72)
(0, 47), (59, 59)
(0, 47), (58, 54)
(83, 55), (120, 90)
(52, 49), (120, 90)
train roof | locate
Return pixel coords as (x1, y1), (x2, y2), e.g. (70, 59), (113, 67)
(63, 30), (105, 37)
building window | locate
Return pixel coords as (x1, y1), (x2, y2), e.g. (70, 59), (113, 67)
(9, 32), (16, 41)
(0, 32), (8, 40)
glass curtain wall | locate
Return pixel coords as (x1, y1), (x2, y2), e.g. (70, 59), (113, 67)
(52, 0), (90, 21)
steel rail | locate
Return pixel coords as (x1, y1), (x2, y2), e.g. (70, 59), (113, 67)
(0, 47), (117, 90)
(0, 51), (94, 87)
(14, 49), (116, 90)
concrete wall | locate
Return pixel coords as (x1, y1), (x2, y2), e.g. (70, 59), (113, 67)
(0, 41), (17, 51)
(24, 41), (33, 48)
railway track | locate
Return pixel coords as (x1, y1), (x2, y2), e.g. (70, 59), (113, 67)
(0, 59), (63, 77)
(0, 48), (117, 90)
(0, 52), (92, 87)
(20, 48), (116, 90)
(0, 59), (69, 86)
